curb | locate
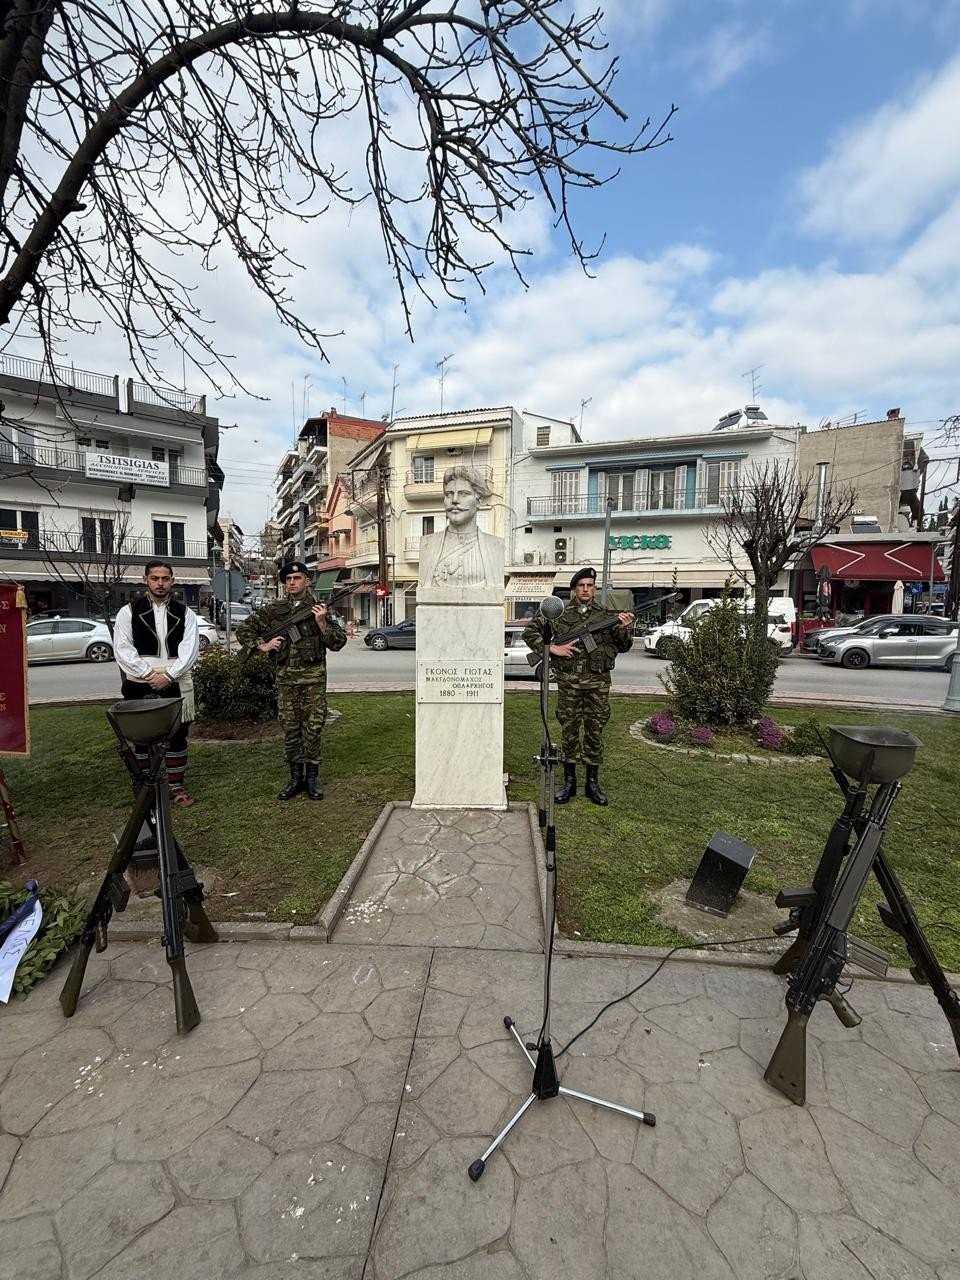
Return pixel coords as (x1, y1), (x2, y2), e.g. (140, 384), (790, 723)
(314, 800), (399, 940)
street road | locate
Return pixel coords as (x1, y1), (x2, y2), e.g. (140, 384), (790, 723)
(27, 639), (954, 710)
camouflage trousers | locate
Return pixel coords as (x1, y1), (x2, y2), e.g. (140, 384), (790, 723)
(556, 674), (612, 765)
(277, 676), (327, 765)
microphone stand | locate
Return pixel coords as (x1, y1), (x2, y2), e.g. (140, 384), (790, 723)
(468, 603), (655, 1183)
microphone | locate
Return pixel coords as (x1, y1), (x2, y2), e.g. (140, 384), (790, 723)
(539, 595), (563, 621)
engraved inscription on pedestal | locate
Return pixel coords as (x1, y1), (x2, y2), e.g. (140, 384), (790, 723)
(417, 662), (499, 704)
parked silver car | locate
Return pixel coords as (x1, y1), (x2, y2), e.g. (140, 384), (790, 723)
(818, 618), (959, 670)
(197, 618), (219, 653)
(504, 624), (540, 680)
(26, 617), (114, 663)
(804, 613), (904, 653)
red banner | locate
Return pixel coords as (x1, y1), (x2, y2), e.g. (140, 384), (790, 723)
(0, 583), (29, 756)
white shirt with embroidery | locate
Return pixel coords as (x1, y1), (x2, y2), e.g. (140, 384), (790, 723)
(114, 599), (200, 682)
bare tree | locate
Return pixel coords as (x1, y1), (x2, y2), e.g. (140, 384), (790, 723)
(37, 507), (136, 632)
(0, 2), (673, 394)
(704, 462), (858, 627)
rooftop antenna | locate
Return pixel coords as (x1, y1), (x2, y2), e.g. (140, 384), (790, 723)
(579, 396), (592, 433)
(742, 365), (763, 403)
(341, 376), (348, 415)
(389, 364), (399, 421)
(359, 391), (367, 418)
(437, 353), (454, 413)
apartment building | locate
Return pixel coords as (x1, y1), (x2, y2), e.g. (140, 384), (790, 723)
(273, 410), (385, 573)
(0, 352), (222, 613)
(511, 417), (803, 614)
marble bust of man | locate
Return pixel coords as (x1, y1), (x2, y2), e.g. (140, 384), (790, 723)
(417, 465), (504, 604)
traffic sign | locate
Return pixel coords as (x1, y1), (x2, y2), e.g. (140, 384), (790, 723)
(212, 569), (246, 602)
(375, 584), (390, 599)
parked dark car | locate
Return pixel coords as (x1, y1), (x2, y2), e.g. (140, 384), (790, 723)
(364, 618), (416, 650)
(803, 613), (902, 653)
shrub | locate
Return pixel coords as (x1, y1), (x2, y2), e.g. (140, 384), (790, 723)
(648, 710), (677, 741)
(786, 713), (828, 757)
(689, 726), (715, 748)
(193, 647), (278, 722)
(756, 715), (786, 751)
(661, 592), (779, 726)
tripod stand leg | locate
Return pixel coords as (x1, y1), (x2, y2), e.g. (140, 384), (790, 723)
(559, 1084), (656, 1125)
(468, 1093), (537, 1182)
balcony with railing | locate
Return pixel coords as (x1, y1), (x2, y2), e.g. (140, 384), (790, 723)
(344, 538), (380, 566)
(0, 527), (208, 562)
(0, 351), (119, 407)
(404, 537), (421, 561)
(526, 488), (739, 520)
(0, 440), (209, 488)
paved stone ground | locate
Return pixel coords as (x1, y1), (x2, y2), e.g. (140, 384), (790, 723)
(331, 805), (542, 952)
(2, 807), (960, 1279)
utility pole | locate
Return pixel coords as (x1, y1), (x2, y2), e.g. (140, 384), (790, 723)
(376, 459), (389, 628)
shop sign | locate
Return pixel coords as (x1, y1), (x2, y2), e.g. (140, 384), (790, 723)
(609, 534), (672, 551)
(84, 453), (169, 486)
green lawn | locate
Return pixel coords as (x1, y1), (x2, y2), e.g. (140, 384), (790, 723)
(5, 696), (960, 968)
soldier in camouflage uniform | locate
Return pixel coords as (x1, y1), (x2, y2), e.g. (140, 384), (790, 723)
(236, 561), (347, 801)
(523, 566), (633, 806)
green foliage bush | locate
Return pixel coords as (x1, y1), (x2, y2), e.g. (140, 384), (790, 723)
(661, 593), (780, 726)
(786, 713), (828, 757)
(193, 648), (278, 722)
(0, 881), (86, 998)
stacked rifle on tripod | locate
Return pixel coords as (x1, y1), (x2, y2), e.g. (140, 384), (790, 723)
(60, 698), (217, 1034)
(765, 725), (960, 1105)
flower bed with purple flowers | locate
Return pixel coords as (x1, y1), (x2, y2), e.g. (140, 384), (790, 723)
(640, 710), (826, 762)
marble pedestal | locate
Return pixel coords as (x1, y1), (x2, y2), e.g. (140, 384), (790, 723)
(412, 604), (506, 809)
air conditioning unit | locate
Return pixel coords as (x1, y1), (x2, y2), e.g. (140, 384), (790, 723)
(554, 536), (573, 564)
(523, 550), (542, 566)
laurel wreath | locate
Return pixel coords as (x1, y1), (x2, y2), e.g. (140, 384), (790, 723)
(0, 880), (86, 999)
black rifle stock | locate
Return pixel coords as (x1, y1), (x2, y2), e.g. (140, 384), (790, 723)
(59, 781), (153, 1017)
(765, 782), (899, 1105)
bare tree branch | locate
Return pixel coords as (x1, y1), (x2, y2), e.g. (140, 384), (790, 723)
(0, 1), (674, 392)
(704, 461), (858, 625)
(37, 506), (135, 630)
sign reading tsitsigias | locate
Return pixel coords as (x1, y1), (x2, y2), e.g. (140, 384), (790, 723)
(0, 583), (29, 756)
(84, 452), (169, 486)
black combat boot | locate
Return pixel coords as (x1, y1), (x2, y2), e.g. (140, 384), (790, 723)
(584, 765), (608, 807)
(304, 763), (324, 801)
(278, 762), (305, 800)
(555, 763), (577, 805)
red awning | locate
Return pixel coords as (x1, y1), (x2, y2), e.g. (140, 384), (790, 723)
(810, 542), (945, 583)
(352, 583), (376, 595)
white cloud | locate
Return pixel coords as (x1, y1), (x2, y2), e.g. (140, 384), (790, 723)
(677, 21), (772, 95)
(797, 52), (960, 243)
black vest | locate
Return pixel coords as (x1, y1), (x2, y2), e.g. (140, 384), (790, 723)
(130, 595), (186, 658)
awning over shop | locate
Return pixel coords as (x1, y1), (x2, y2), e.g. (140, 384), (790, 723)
(505, 574), (558, 597)
(313, 569), (340, 593)
(810, 542), (944, 583)
(408, 427), (493, 451)
(352, 583), (376, 595)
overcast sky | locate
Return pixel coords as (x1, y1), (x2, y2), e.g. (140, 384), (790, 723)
(11, 1), (960, 536)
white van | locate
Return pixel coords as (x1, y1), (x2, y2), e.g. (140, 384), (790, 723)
(643, 596), (797, 658)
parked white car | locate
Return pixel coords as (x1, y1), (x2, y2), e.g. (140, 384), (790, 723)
(643, 597), (797, 658)
(196, 617), (219, 653)
(26, 617), (114, 664)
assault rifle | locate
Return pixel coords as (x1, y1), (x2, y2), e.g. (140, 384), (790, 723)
(765, 725), (960, 1106)
(526, 593), (635, 667)
(245, 583), (359, 658)
(60, 701), (217, 1034)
